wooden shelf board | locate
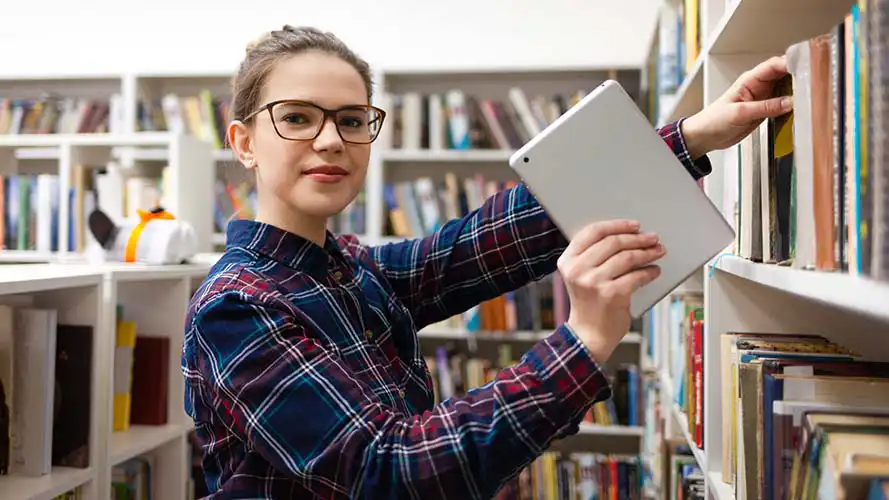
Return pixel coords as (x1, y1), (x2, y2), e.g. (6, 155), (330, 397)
(418, 328), (642, 345)
(0, 132), (180, 148)
(213, 149), (236, 162)
(381, 149), (513, 163)
(708, 0), (857, 55)
(549, 423), (643, 454)
(714, 255), (889, 322)
(0, 466), (93, 500)
(0, 264), (102, 295)
(381, 64), (640, 78)
(102, 263), (211, 282)
(708, 471), (734, 500)
(671, 404), (706, 471)
(577, 423), (645, 437)
(657, 55), (704, 127)
(0, 250), (60, 263)
(110, 423), (190, 466)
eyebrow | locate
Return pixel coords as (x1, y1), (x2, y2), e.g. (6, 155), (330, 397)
(272, 99), (370, 110)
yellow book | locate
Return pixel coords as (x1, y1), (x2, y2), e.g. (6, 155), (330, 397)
(113, 320), (137, 432)
(684, 0), (700, 71)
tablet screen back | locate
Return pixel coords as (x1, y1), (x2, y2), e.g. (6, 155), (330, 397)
(508, 80), (734, 317)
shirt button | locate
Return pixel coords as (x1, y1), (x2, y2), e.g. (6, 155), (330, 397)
(398, 389), (405, 398)
(365, 329), (373, 340)
(333, 270), (343, 281)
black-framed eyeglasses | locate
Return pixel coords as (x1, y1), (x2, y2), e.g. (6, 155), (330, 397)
(243, 99), (386, 144)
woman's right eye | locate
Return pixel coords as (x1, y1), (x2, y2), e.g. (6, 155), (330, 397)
(281, 113), (308, 124)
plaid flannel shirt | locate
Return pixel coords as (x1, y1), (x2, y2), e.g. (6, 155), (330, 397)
(182, 119), (711, 499)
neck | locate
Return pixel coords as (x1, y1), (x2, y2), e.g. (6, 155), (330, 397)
(255, 199), (328, 247)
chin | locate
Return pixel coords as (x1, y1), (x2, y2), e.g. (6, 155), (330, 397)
(291, 191), (356, 219)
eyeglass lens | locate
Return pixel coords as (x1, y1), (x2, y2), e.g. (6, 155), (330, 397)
(271, 102), (382, 143)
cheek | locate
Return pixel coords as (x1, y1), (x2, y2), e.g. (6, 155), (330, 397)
(347, 147), (371, 184)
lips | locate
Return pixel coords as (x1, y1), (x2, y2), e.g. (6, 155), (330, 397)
(303, 165), (348, 176)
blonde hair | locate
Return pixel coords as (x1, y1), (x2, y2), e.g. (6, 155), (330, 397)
(231, 25), (374, 123)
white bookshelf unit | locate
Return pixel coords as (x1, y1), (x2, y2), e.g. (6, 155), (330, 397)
(0, 132), (215, 262)
(644, 0), (889, 498)
(0, 262), (211, 500)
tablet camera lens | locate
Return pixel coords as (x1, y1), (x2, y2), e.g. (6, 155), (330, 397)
(523, 157), (529, 163)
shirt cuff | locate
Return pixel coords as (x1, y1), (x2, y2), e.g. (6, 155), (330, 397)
(523, 324), (613, 433)
(667, 118), (713, 180)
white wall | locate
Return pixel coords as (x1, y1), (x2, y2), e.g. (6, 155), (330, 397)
(1, 0), (661, 76)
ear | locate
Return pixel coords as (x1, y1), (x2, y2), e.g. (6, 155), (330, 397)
(228, 120), (257, 169)
(88, 209), (119, 249)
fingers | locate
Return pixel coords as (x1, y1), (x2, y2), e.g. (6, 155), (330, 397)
(596, 243), (666, 281)
(610, 265), (662, 295)
(580, 231), (660, 268)
(563, 219), (640, 258)
(744, 55), (789, 84)
(734, 95), (793, 122)
(731, 55), (790, 103)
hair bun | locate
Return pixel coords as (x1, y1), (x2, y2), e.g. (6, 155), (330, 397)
(245, 31), (272, 56)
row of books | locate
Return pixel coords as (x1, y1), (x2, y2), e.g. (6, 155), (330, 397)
(112, 456), (152, 499)
(425, 344), (642, 428)
(582, 364), (642, 428)
(214, 178), (366, 240)
(423, 272), (563, 336)
(0, 96), (123, 135)
(662, 440), (705, 500)
(112, 305), (170, 431)
(720, 329), (889, 499)
(642, 376), (664, 490)
(667, 292), (704, 450)
(733, 3), (889, 281)
(378, 86), (589, 152)
(789, 411), (889, 500)
(648, 0), (701, 123)
(0, 303), (92, 478)
(51, 487), (84, 499)
(494, 453), (647, 500)
(384, 172), (571, 334)
(383, 173), (515, 239)
(0, 166), (163, 253)
(136, 91), (229, 150)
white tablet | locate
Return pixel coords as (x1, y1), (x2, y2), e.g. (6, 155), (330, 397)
(509, 79), (734, 318)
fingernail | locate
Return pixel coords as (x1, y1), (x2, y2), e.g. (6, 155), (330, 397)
(781, 96), (793, 111)
(629, 221), (641, 230)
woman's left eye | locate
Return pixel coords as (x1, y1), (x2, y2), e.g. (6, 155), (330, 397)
(340, 117), (364, 128)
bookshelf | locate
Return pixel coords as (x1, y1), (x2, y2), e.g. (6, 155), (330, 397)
(12, 1), (889, 494)
(0, 132), (216, 262)
(366, 65), (657, 497)
(1, 60), (664, 496)
(645, 0), (889, 498)
(0, 262), (211, 500)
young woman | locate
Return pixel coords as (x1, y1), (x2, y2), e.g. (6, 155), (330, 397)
(183, 25), (792, 499)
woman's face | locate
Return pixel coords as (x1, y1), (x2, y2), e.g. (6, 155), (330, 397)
(232, 50), (372, 220)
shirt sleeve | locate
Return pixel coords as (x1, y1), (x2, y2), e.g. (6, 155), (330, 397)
(368, 119), (711, 329)
(192, 291), (612, 500)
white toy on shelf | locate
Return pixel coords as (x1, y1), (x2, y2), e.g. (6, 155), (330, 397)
(88, 207), (198, 265)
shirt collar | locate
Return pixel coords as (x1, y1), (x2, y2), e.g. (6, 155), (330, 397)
(225, 218), (344, 274)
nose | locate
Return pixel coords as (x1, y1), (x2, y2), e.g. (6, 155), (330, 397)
(313, 117), (344, 153)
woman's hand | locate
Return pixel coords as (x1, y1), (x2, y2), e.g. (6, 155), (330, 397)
(680, 55), (793, 159)
(558, 219), (664, 363)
